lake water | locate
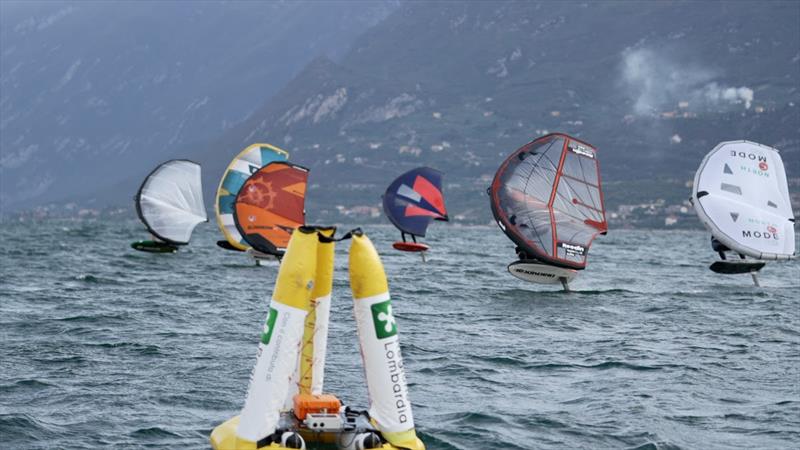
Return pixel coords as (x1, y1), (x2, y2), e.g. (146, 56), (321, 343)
(1, 220), (798, 449)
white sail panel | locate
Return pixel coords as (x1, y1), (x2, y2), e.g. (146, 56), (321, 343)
(137, 160), (207, 244)
(692, 140), (795, 260)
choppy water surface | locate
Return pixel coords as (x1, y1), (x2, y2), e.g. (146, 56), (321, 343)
(1, 220), (798, 449)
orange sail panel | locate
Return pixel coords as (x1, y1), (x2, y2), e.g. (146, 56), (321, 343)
(233, 162), (309, 256)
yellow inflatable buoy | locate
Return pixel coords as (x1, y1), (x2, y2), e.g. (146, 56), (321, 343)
(211, 227), (424, 450)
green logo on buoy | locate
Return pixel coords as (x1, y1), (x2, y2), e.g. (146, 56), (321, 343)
(260, 307), (278, 344)
(371, 300), (397, 339)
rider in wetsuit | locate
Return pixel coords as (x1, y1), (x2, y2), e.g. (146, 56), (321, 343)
(711, 236), (746, 260)
(516, 246), (537, 262)
(711, 236), (729, 259)
(400, 232), (418, 244)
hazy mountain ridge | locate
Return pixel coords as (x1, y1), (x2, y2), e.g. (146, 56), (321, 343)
(4, 1), (799, 228)
(208, 1), (799, 225)
(0, 0), (397, 211)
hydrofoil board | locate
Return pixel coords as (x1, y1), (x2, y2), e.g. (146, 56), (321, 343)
(508, 260), (578, 284)
(131, 240), (178, 253)
(247, 248), (280, 265)
(393, 241), (429, 252)
(216, 240), (245, 252)
(709, 260), (766, 274)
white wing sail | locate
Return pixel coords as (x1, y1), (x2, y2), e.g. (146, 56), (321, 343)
(692, 141), (795, 260)
(136, 160), (208, 244)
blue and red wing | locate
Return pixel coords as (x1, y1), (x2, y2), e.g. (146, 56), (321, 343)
(382, 167), (447, 237)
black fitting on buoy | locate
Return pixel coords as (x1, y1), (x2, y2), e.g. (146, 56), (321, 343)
(281, 431), (305, 449)
(360, 432), (382, 449)
(256, 431), (281, 448)
(313, 226), (363, 242)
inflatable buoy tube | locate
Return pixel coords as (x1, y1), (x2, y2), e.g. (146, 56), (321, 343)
(349, 232), (424, 450)
(235, 227), (318, 443)
(303, 227), (335, 396)
(284, 226), (335, 410)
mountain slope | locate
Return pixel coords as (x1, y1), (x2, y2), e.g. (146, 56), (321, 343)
(0, 0), (396, 212)
(14, 1), (799, 227)
(189, 0), (798, 224)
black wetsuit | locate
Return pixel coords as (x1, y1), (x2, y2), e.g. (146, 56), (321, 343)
(516, 246), (540, 262)
(711, 236), (728, 259)
(711, 236), (745, 260)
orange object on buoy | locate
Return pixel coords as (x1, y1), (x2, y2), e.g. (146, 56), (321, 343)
(293, 393), (341, 420)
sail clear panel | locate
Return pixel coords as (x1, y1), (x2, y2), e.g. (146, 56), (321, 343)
(233, 162), (309, 256)
(215, 143), (289, 250)
(382, 167), (448, 237)
(692, 140), (795, 260)
(490, 134), (607, 269)
(136, 160), (207, 244)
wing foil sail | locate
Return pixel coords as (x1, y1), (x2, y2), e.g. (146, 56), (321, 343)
(490, 133), (607, 270)
(233, 162), (309, 256)
(382, 167), (448, 237)
(215, 143), (289, 251)
(692, 140), (795, 260)
(136, 159), (207, 245)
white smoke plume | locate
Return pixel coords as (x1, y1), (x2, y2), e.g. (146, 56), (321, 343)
(703, 83), (753, 109)
(621, 48), (754, 115)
